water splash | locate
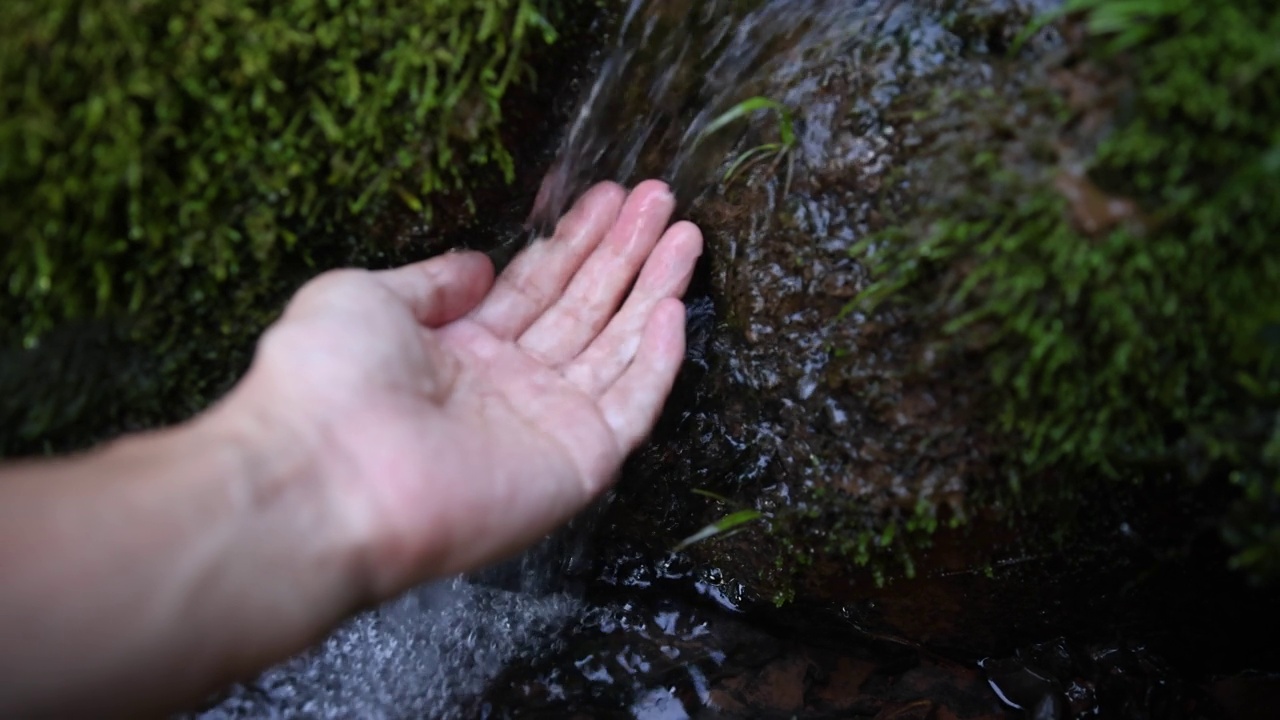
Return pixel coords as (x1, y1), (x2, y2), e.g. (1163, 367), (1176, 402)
(185, 531), (592, 720)
(187, 578), (582, 720)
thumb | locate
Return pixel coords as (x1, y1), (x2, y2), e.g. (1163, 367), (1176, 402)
(375, 251), (496, 327)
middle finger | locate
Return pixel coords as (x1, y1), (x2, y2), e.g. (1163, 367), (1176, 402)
(517, 179), (676, 366)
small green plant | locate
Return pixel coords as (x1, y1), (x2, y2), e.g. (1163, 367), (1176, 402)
(697, 96), (798, 191)
(675, 488), (765, 550)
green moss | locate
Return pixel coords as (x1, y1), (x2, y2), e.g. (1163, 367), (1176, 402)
(1, 0), (588, 455)
(852, 0), (1280, 582)
(1223, 418), (1280, 580)
(1, 0), (562, 345)
(765, 484), (949, 593)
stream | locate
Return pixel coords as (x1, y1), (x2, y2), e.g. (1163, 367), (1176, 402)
(189, 0), (1279, 717)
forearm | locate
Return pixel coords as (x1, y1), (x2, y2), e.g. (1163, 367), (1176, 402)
(0, 396), (368, 718)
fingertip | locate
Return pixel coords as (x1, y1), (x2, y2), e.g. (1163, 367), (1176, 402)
(663, 221), (704, 263)
(558, 181), (627, 238)
(451, 249), (497, 286)
(630, 180), (676, 218)
(587, 180), (629, 205)
(669, 220), (703, 248)
(443, 251), (497, 316)
(426, 250), (497, 303)
(579, 180), (629, 215)
(632, 178), (674, 201)
(376, 250), (496, 326)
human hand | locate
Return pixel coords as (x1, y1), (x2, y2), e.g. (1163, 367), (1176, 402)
(0, 181), (699, 717)
(221, 180), (702, 599)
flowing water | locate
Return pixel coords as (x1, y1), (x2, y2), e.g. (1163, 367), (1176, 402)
(185, 537), (585, 719)
(527, 0), (897, 233)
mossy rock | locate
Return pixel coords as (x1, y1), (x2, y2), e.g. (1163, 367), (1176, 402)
(853, 0), (1280, 585)
(0, 0), (595, 455)
(590, 0), (1279, 661)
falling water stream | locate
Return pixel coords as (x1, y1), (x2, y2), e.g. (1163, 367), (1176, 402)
(525, 0), (882, 233)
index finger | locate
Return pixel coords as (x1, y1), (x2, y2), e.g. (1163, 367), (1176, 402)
(467, 182), (626, 339)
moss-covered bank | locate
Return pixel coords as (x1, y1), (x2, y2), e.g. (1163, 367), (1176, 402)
(1, 0), (594, 455)
(853, 0), (1280, 584)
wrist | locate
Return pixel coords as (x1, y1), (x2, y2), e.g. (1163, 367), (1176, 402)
(0, 384), (380, 718)
(191, 380), (376, 635)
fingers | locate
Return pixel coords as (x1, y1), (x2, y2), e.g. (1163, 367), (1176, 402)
(599, 298), (687, 451)
(374, 251), (496, 327)
(517, 180), (676, 365)
(468, 182), (627, 339)
(563, 221), (702, 397)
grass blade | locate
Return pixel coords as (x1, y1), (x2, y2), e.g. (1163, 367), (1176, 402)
(723, 143), (781, 183)
(675, 509), (764, 551)
(697, 96), (790, 143)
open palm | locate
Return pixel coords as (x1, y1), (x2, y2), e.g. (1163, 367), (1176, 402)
(241, 180), (702, 596)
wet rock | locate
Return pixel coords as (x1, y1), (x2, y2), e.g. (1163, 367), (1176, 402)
(477, 584), (1010, 719)
(979, 638), (1233, 719)
(563, 0), (1280, 681)
(1210, 674), (1280, 720)
(588, 0), (1062, 639)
